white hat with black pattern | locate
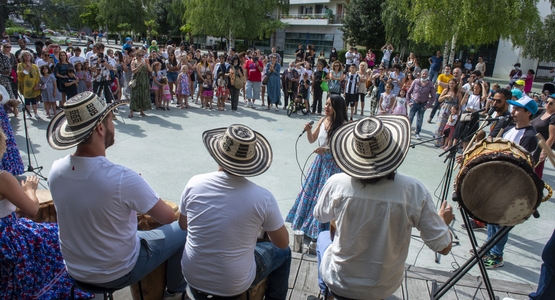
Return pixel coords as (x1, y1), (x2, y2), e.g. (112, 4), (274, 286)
(330, 115), (411, 179)
(47, 91), (128, 150)
(202, 124), (272, 177)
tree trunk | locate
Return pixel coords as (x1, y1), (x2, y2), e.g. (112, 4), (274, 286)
(443, 40), (449, 68)
(228, 29), (235, 55)
(448, 35), (457, 66)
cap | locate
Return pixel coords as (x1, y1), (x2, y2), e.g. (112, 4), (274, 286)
(507, 96), (539, 115)
(515, 79), (525, 86)
(511, 88), (523, 99)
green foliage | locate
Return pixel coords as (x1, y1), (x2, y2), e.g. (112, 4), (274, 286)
(385, 0), (541, 47)
(5, 26), (27, 35)
(184, 0), (285, 40)
(337, 49), (347, 64)
(340, 0), (386, 49)
(522, 13), (555, 61)
(80, 3), (103, 30)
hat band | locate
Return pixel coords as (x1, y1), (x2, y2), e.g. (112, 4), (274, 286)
(66, 96), (106, 129)
(353, 129), (390, 158)
(219, 135), (255, 161)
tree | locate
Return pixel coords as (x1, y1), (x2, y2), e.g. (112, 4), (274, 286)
(1, 0), (37, 34)
(383, 0), (541, 65)
(184, 0), (285, 50)
(340, 0), (386, 49)
(98, 0), (148, 36)
(521, 6), (555, 61)
(80, 3), (103, 30)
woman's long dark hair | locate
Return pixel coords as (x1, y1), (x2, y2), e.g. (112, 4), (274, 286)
(327, 94), (348, 142)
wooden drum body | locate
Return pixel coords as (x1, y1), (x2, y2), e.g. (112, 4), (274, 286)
(455, 138), (544, 226)
(16, 189), (57, 223)
(130, 200), (179, 300)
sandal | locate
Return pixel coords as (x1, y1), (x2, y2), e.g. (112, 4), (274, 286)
(140, 112), (146, 117)
(128, 114), (133, 118)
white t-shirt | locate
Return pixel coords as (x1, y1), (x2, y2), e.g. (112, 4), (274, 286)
(180, 171), (284, 296)
(48, 155), (159, 283)
(69, 55), (85, 66)
(315, 173), (451, 299)
(382, 49), (392, 61)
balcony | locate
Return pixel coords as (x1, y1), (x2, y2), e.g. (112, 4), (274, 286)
(279, 13), (342, 25)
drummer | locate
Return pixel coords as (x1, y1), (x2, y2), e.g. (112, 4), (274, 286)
(481, 96), (539, 269)
(47, 92), (187, 296)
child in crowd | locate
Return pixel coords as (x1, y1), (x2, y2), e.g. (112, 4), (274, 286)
(378, 82), (394, 115)
(391, 88), (407, 116)
(74, 62), (87, 94)
(160, 77), (171, 110)
(202, 73), (214, 109)
(40, 65), (57, 118)
(442, 106), (459, 150)
(110, 76), (120, 101)
(63, 68), (79, 99)
(524, 69), (535, 94)
(83, 61), (92, 92)
(151, 62), (163, 110)
(215, 71), (228, 111)
(298, 72), (311, 113)
(176, 65), (190, 109)
(344, 64), (360, 121)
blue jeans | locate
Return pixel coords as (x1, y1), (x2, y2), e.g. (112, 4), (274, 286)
(486, 224), (511, 257)
(409, 102), (427, 134)
(99, 222), (188, 292)
(530, 229), (555, 300)
(316, 231), (333, 295)
(252, 242), (292, 300)
(429, 69), (440, 86)
(428, 93), (441, 120)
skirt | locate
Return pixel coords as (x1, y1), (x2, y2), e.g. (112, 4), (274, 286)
(0, 213), (92, 299)
(285, 152), (341, 239)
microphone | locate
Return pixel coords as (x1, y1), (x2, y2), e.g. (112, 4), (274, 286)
(487, 106), (496, 117)
(300, 120), (314, 137)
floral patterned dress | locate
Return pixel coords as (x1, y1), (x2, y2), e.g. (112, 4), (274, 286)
(0, 106), (23, 175)
(0, 198), (92, 299)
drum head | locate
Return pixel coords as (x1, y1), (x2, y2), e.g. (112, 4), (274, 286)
(459, 161), (537, 226)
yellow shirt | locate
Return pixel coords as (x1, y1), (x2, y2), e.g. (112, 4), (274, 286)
(436, 73), (453, 95)
(17, 63), (41, 99)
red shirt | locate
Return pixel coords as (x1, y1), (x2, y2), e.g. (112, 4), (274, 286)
(244, 59), (263, 82)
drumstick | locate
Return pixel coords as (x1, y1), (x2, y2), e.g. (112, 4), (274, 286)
(496, 128), (505, 138)
(536, 133), (555, 167)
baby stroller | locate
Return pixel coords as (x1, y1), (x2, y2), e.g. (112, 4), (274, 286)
(542, 82), (555, 95)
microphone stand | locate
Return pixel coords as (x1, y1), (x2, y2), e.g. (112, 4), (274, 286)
(409, 135), (444, 148)
(18, 94), (47, 180)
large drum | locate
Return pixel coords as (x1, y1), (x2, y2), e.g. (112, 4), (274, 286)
(130, 200), (179, 300)
(455, 138), (544, 226)
(17, 189), (57, 222)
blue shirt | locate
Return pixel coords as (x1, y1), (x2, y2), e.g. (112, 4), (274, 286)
(429, 56), (443, 71)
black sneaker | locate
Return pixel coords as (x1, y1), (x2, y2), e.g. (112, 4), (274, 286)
(484, 254), (504, 268)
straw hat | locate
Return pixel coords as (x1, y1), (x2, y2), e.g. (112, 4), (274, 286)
(330, 115), (411, 179)
(202, 124), (272, 177)
(47, 91), (128, 150)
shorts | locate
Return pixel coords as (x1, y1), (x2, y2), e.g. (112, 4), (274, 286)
(345, 93), (358, 107)
(24, 97), (37, 105)
(246, 81), (261, 100)
(167, 72), (178, 83)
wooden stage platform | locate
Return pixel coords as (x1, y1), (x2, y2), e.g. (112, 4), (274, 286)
(287, 252), (537, 300)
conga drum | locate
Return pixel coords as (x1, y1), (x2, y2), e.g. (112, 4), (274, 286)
(130, 200), (180, 300)
(455, 138), (544, 226)
(16, 189), (57, 223)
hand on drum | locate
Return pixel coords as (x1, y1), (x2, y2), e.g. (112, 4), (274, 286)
(21, 176), (39, 193)
(439, 201), (455, 226)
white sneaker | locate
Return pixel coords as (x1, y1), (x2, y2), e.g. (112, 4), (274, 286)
(34, 114), (41, 119)
(415, 134), (421, 140)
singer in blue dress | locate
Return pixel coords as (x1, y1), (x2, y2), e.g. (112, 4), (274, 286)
(286, 95), (348, 239)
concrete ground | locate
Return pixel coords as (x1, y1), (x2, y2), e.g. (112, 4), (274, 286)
(7, 41), (555, 292)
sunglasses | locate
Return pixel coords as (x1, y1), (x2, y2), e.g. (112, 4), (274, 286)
(4, 46), (11, 48)
(547, 102), (554, 106)
(493, 99), (504, 103)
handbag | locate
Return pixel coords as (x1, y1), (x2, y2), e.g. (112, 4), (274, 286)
(262, 75), (269, 85)
(460, 111), (472, 122)
(234, 69), (244, 89)
(320, 72), (329, 92)
(328, 80), (340, 94)
(128, 78), (137, 88)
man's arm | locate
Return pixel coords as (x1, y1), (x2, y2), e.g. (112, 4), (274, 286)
(147, 199), (176, 224)
(266, 225), (289, 249)
(178, 212), (187, 230)
(437, 201), (454, 255)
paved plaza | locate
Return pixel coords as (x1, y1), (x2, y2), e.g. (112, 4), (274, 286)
(7, 42), (555, 292)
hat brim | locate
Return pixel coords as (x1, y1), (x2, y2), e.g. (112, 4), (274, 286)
(47, 100), (129, 150)
(330, 115), (411, 179)
(202, 127), (272, 177)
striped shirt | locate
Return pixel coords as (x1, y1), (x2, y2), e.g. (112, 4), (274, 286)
(345, 73), (360, 94)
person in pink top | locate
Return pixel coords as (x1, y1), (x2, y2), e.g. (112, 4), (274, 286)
(524, 69), (535, 94)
